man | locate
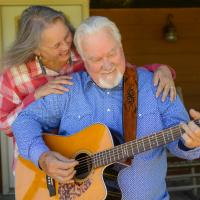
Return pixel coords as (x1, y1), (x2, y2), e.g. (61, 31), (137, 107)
(12, 16), (200, 200)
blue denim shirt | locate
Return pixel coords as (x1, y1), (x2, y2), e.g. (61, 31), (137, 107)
(12, 68), (200, 200)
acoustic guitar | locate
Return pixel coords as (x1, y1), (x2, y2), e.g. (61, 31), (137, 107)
(15, 120), (200, 200)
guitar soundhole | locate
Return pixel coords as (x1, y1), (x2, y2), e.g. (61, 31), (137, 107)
(74, 153), (92, 180)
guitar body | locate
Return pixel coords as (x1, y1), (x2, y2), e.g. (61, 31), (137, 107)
(15, 123), (126, 200)
(15, 119), (200, 199)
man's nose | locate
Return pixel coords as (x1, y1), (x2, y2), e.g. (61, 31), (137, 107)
(102, 58), (113, 71)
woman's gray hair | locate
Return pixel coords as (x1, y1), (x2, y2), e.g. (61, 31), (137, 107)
(1, 5), (74, 68)
(74, 16), (122, 59)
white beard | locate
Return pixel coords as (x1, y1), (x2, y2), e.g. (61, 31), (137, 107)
(98, 71), (123, 89)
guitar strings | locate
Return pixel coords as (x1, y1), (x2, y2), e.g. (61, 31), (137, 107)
(75, 125), (181, 164)
(74, 120), (200, 173)
(75, 128), (182, 171)
(76, 119), (199, 165)
(75, 130), (182, 172)
(75, 125), (179, 162)
(75, 131), (184, 173)
(75, 131), (182, 173)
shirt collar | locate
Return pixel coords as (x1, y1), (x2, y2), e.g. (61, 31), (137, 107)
(26, 57), (57, 78)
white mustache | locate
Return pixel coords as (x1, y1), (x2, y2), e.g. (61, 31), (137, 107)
(99, 71), (123, 89)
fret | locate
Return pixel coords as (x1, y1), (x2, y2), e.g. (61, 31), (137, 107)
(121, 145), (125, 159)
(96, 154), (100, 167)
(121, 144), (126, 159)
(103, 151), (107, 166)
(164, 130), (169, 143)
(169, 128), (175, 141)
(166, 130), (173, 142)
(155, 133), (159, 147)
(109, 149), (114, 164)
(131, 141), (138, 155)
(149, 134), (157, 148)
(131, 142), (135, 155)
(103, 150), (110, 166)
(102, 151), (106, 166)
(124, 144), (128, 158)
(171, 127), (175, 141)
(136, 141), (139, 154)
(99, 152), (104, 166)
(92, 155), (96, 168)
(142, 139), (146, 151)
(162, 131), (167, 144)
(137, 140), (144, 152)
(103, 151), (106, 166)
(148, 136), (152, 149)
(116, 147), (121, 160)
(105, 150), (111, 165)
(125, 144), (129, 157)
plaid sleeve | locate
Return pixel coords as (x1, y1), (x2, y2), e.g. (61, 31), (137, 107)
(70, 49), (85, 73)
(0, 72), (35, 136)
(143, 63), (176, 79)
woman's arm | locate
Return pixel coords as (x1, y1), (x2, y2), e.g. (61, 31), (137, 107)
(0, 73), (35, 136)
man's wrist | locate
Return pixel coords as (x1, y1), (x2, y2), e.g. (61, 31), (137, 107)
(29, 145), (50, 168)
(38, 151), (50, 170)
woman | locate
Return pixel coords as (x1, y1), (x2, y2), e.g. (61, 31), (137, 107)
(0, 5), (176, 169)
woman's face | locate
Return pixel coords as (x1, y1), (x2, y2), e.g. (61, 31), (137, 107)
(36, 19), (72, 71)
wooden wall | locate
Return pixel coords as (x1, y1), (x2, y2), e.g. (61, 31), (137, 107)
(90, 8), (200, 111)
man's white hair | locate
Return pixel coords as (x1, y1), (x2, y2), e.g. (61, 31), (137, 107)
(74, 16), (122, 59)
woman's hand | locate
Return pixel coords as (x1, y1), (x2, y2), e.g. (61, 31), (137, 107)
(153, 65), (176, 102)
(34, 75), (73, 99)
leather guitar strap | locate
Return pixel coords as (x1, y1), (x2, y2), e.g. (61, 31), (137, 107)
(123, 65), (138, 145)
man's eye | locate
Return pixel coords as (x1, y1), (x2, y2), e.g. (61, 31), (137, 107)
(93, 58), (101, 63)
(54, 43), (60, 49)
(108, 53), (114, 58)
(109, 50), (116, 57)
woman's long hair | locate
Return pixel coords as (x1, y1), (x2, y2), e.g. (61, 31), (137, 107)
(1, 5), (74, 69)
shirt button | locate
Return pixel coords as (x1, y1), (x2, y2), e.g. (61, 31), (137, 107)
(107, 108), (111, 112)
(138, 113), (142, 117)
(107, 92), (110, 95)
(78, 115), (81, 119)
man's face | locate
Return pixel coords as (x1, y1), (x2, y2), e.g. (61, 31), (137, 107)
(80, 28), (125, 89)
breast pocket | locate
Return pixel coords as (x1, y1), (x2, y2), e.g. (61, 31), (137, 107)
(137, 87), (163, 138)
(60, 110), (93, 135)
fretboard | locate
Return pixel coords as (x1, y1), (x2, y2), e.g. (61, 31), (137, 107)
(92, 119), (200, 168)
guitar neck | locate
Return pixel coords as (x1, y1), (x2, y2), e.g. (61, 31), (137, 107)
(92, 119), (200, 168)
